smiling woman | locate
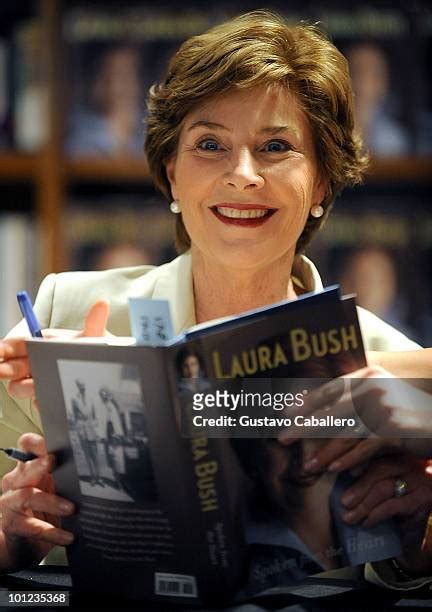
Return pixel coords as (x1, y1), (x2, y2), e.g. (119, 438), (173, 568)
(164, 86), (326, 307)
(0, 8), (431, 593)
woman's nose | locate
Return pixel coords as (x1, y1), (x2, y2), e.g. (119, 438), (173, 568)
(222, 148), (264, 191)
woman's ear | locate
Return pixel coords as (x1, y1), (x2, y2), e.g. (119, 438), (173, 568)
(312, 172), (329, 208)
(165, 157), (178, 199)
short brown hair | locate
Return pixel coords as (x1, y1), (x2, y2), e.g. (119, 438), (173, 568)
(145, 10), (368, 253)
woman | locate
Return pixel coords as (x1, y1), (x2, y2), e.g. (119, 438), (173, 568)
(0, 10), (431, 585)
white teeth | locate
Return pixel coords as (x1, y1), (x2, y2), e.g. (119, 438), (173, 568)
(216, 207), (269, 219)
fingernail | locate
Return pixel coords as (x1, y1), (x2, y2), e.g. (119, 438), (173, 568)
(303, 458), (319, 472)
(59, 501), (74, 514)
(59, 532), (74, 545)
(328, 461), (342, 472)
(343, 511), (356, 523)
(341, 493), (355, 506)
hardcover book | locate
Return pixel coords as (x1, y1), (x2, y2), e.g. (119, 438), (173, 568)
(27, 287), (402, 604)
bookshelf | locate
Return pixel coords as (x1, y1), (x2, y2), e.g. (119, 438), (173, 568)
(0, 153), (38, 179)
(0, 0), (431, 281)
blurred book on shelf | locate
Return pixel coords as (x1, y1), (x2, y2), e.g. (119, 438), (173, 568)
(0, 214), (38, 337)
(307, 188), (432, 346)
(62, 8), (213, 158)
(12, 18), (48, 152)
(65, 195), (176, 271)
(0, 36), (10, 149)
(60, 3), (432, 159)
(314, 3), (428, 157)
(414, 5), (432, 155)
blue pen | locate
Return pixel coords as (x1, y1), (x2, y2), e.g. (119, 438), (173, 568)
(17, 291), (43, 338)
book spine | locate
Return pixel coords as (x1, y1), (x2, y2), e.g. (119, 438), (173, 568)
(0, 38), (10, 149)
(12, 19), (47, 152)
(0, 214), (35, 337)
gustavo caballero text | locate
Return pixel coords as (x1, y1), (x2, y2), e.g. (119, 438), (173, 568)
(192, 415), (356, 428)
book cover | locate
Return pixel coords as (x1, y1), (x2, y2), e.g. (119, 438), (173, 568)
(27, 288), (402, 604)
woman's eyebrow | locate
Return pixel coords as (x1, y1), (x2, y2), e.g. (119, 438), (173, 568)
(187, 121), (300, 138)
(187, 120), (229, 132)
(259, 125), (301, 137)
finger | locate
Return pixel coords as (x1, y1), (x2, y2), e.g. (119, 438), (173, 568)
(2, 457), (52, 491)
(18, 433), (48, 457)
(5, 515), (74, 546)
(81, 300), (110, 337)
(277, 433), (301, 446)
(300, 378), (347, 416)
(342, 478), (395, 524)
(347, 365), (391, 382)
(0, 338), (29, 362)
(0, 357), (32, 381)
(39, 471), (55, 496)
(364, 493), (425, 528)
(340, 458), (413, 508)
(303, 438), (358, 473)
(278, 389), (365, 446)
(327, 438), (397, 474)
(7, 378), (36, 400)
(280, 392), (358, 440)
(4, 488), (74, 516)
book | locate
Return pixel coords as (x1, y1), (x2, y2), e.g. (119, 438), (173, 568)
(64, 196), (176, 271)
(306, 188), (431, 345)
(27, 287), (402, 604)
(0, 214), (38, 337)
(62, 8), (212, 157)
(12, 19), (48, 152)
(0, 37), (10, 149)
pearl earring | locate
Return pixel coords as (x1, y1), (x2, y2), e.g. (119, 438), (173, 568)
(170, 200), (181, 214)
(310, 204), (324, 218)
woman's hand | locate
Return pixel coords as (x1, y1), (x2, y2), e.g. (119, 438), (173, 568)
(0, 300), (110, 402)
(341, 453), (432, 575)
(368, 349), (432, 381)
(0, 433), (74, 572)
(339, 454), (432, 528)
(278, 366), (432, 471)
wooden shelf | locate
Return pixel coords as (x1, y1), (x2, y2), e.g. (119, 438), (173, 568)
(65, 156), (151, 183)
(367, 157), (432, 181)
(63, 156), (431, 184)
(1, 153), (431, 186)
(0, 0), (430, 279)
(0, 153), (38, 179)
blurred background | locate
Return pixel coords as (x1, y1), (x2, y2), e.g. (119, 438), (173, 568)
(0, 0), (431, 342)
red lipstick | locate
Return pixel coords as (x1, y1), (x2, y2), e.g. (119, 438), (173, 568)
(210, 204), (276, 227)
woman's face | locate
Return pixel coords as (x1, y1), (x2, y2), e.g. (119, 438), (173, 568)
(182, 355), (200, 378)
(166, 85), (326, 271)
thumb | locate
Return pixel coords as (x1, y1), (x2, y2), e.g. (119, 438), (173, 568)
(81, 300), (110, 337)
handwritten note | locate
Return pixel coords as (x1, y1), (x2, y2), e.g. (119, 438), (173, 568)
(128, 298), (174, 345)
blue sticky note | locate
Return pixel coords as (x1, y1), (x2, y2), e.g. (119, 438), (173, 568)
(128, 298), (174, 345)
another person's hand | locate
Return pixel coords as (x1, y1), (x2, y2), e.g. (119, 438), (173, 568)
(0, 300), (110, 402)
(0, 433), (74, 572)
